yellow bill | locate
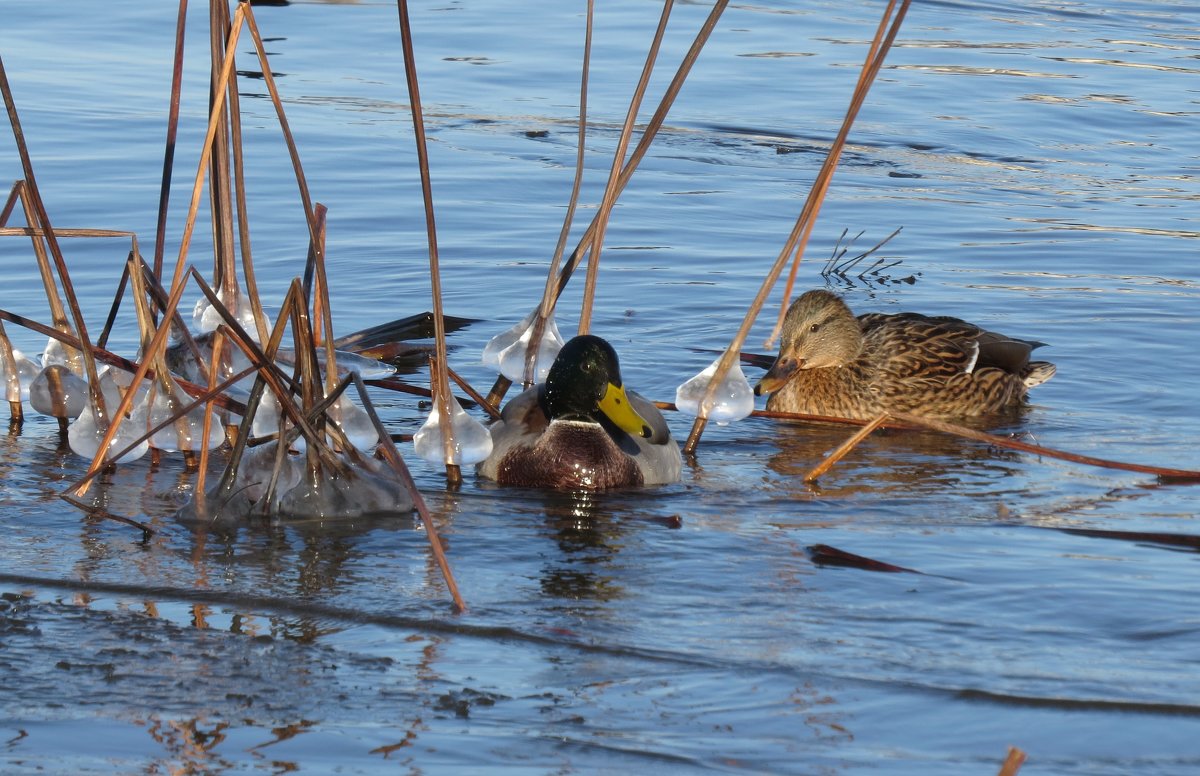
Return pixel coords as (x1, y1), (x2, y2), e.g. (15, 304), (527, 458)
(598, 382), (652, 438)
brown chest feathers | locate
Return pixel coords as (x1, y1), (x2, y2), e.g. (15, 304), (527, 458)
(494, 420), (643, 489)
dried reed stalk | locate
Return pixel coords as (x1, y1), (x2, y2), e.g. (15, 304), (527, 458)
(997, 746), (1027, 776)
(395, 0), (460, 484)
(682, 0), (911, 455)
(767, 0), (907, 346)
(72, 4), (249, 495)
(1, 60), (109, 413)
(577, 0), (674, 335)
(488, 0), (730, 404)
(152, 0), (189, 281)
(801, 411), (889, 482)
(520, 0), (594, 388)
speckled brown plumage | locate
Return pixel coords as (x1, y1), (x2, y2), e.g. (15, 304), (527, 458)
(755, 290), (1055, 420)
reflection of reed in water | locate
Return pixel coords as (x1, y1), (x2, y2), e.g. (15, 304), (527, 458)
(764, 421), (1028, 501)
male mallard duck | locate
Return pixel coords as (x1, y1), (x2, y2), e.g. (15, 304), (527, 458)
(754, 289), (1056, 420)
(478, 334), (682, 489)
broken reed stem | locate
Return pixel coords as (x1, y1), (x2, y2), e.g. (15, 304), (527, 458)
(60, 493), (154, 539)
(997, 747), (1027, 776)
(395, 0), (458, 481)
(520, 0), (594, 387)
(74, 5), (247, 495)
(681, 0), (911, 456)
(802, 411), (889, 482)
(0, 227), (136, 238)
(349, 372), (466, 613)
(153, 0), (189, 281)
(578, 0), (674, 336)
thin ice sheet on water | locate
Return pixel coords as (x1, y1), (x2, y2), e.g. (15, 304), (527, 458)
(29, 365), (89, 419)
(675, 355), (755, 425)
(481, 310), (564, 383)
(413, 396), (492, 465)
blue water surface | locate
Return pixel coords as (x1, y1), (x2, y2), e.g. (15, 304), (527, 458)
(2, 0), (1200, 773)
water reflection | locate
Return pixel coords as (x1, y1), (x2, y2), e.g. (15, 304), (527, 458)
(764, 420), (1028, 500)
(538, 490), (626, 603)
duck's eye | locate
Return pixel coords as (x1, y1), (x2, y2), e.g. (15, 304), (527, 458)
(809, 323), (821, 333)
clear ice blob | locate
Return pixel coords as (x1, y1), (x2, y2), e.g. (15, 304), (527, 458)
(41, 337), (83, 375)
(145, 375), (226, 452)
(277, 459), (413, 520)
(1, 348), (41, 403)
(192, 288), (263, 340)
(29, 364), (89, 418)
(413, 396), (493, 465)
(481, 310), (564, 383)
(675, 356), (755, 425)
(328, 394), (379, 450)
(67, 402), (150, 464)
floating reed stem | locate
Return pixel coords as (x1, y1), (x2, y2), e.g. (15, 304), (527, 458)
(577, 0), (674, 335)
(655, 399), (1200, 481)
(802, 411), (889, 482)
(681, 0), (911, 455)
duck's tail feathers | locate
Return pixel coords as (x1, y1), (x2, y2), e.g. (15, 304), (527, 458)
(1022, 361), (1056, 388)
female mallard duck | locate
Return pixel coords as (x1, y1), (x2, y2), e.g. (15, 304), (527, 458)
(478, 334), (682, 489)
(754, 289), (1056, 420)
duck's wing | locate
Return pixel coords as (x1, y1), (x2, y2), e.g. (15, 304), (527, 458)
(622, 389), (682, 485)
(628, 390), (673, 445)
(477, 386), (548, 479)
(861, 313), (982, 380)
(865, 311), (1052, 378)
